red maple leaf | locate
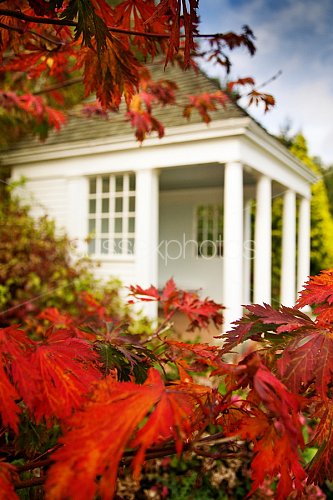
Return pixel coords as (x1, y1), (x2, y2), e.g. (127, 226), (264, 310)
(223, 356), (306, 499)
(38, 307), (73, 327)
(45, 368), (210, 498)
(130, 279), (223, 330)
(114, 0), (167, 59)
(129, 283), (160, 301)
(183, 90), (229, 123)
(166, 339), (220, 362)
(0, 91), (66, 133)
(247, 90), (275, 112)
(0, 326), (35, 432)
(307, 398), (333, 484)
(249, 429), (306, 499)
(146, 0), (199, 68)
(76, 36), (141, 109)
(297, 269), (333, 326)
(220, 303), (313, 354)
(0, 460), (18, 500)
(19, 330), (101, 424)
(277, 329), (333, 399)
(227, 76), (255, 92)
(0, 363), (21, 433)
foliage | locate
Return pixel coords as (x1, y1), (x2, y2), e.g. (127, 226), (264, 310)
(322, 163), (333, 218)
(0, 0), (275, 147)
(271, 133), (333, 299)
(116, 454), (251, 499)
(1, 2), (329, 499)
(289, 135), (333, 275)
(0, 190), (130, 327)
(2, 267), (333, 497)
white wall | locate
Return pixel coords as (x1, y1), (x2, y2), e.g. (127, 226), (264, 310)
(12, 174), (136, 289)
(14, 177), (68, 231)
(159, 188), (223, 303)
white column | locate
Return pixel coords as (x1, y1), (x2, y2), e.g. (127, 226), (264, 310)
(223, 162), (243, 332)
(280, 189), (296, 306)
(135, 168), (159, 317)
(254, 175), (272, 304)
(243, 199), (252, 304)
(297, 196), (311, 294)
(67, 176), (89, 257)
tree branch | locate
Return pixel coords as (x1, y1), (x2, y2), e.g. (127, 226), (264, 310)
(33, 77), (83, 95)
(256, 69), (283, 90)
(0, 9), (76, 27)
(0, 21), (66, 46)
(16, 459), (53, 473)
(0, 9), (229, 40)
(14, 477), (45, 490)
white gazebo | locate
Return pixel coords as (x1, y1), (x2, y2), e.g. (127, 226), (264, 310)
(2, 65), (316, 331)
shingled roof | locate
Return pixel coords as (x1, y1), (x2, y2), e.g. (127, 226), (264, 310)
(8, 62), (248, 152)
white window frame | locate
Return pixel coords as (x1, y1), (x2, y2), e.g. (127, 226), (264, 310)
(87, 173), (136, 257)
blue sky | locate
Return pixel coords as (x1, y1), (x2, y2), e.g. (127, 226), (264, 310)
(199, 0), (333, 165)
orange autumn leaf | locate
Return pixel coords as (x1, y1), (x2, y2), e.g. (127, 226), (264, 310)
(45, 368), (210, 499)
(307, 398), (333, 484)
(19, 330), (101, 424)
(0, 325), (35, 432)
(277, 329), (333, 399)
(230, 407), (306, 499)
(297, 268), (333, 326)
(0, 363), (21, 434)
(249, 430), (306, 499)
(76, 36), (141, 109)
(0, 461), (18, 500)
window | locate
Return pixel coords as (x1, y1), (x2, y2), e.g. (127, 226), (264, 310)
(88, 173), (136, 256)
(196, 204), (223, 257)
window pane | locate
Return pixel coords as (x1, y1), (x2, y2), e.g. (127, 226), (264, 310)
(128, 217), (135, 232)
(101, 218), (109, 233)
(129, 174), (135, 191)
(101, 238), (109, 254)
(115, 198), (123, 213)
(88, 219), (96, 233)
(197, 219), (204, 232)
(88, 239), (96, 254)
(127, 238), (135, 254)
(89, 178), (96, 194)
(115, 176), (123, 192)
(218, 208), (223, 232)
(114, 238), (122, 254)
(207, 243), (214, 257)
(196, 204), (223, 258)
(129, 196), (135, 212)
(115, 218), (122, 232)
(89, 199), (96, 213)
(102, 176), (109, 193)
(102, 198), (109, 213)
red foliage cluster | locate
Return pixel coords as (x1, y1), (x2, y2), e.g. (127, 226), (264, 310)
(0, 0), (275, 144)
(130, 277), (223, 330)
(1, 271), (333, 497)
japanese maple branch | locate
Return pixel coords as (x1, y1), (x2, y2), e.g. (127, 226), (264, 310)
(0, 9), (236, 40)
(16, 459), (55, 474)
(143, 307), (179, 344)
(33, 77), (83, 95)
(14, 477), (45, 490)
(0, 21), (67, 46)
(15, 432), (239, 474)
(255, 70), (282, 90)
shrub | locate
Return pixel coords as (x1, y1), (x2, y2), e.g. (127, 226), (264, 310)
(0, 191), (128, 327)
